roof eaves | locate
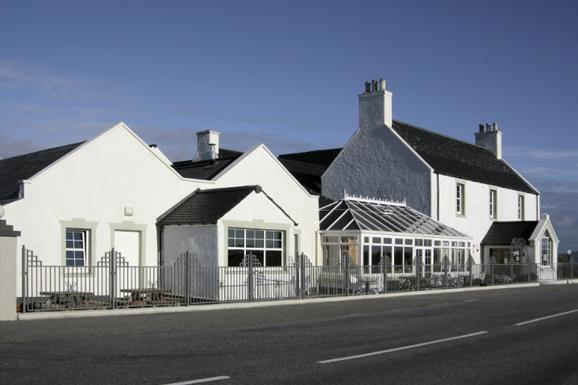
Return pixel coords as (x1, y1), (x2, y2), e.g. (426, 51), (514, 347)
(260, 189), (299, 226)
(385, 123), (434, 172)
(500, 159), (540, 195)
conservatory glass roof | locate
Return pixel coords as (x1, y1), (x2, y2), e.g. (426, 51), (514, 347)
(320, 197), (468, 238)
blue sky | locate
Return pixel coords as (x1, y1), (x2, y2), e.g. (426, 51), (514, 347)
(1, 0), (577, 250)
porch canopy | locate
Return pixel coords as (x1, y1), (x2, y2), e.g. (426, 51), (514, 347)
(319, 196), (472, 272)
(481, 215), (559, 269)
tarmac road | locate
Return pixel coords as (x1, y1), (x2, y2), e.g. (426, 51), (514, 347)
(1, 285), (577, 385)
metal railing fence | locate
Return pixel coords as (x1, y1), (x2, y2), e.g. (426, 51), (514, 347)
(557, 262), (577, 280)
(20, 247), (540, 313)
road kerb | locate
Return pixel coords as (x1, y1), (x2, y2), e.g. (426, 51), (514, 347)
(17, 282), (540, 321)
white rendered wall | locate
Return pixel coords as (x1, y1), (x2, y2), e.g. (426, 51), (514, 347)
(0, 233), (18, 320)
(437, 173), (539, 262)
(322, 124), (432, 215)
(214, 146), (320, 263)
(3, 123), (210, 295)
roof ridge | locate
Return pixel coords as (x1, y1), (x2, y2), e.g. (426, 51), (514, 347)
(0, 141), (85, 162)
(392, 119), (494, 154)
(197, 185), (258, 193)
(172, 156), (240, 166)
(279, 147), (342, 157)
(491, 220), (539, 224)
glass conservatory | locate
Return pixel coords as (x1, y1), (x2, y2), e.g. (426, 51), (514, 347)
(319, 196), (472, 275)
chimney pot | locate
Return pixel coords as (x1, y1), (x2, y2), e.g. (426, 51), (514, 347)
(358, 76), (393, 128)
(475, 122), (502, 159)
(364, 81), (371, 94)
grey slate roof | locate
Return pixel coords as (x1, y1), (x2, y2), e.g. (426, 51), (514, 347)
(278, 148), (341, 194)
(279, 148), (342, 168)
(158, 185), (297, 226)
(172, 148), (243, 180)
(0, 142), (84, 204)
(277, 158), (326, 194)
(481, 221), (539, 245)
(320, 199), (468, 237)
(391, 120), (538, 194)
(279, 120), (538, 195)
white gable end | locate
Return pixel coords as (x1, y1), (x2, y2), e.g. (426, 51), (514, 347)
(212, 144), (320, 261)
(322, 124), (432, 215)
(4, 123), (209, 289)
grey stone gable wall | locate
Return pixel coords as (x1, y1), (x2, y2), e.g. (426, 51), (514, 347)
(321, 124), (432, 215)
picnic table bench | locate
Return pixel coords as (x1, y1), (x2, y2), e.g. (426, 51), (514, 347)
(119, 288), (172, 305)
(40, 291), (95, 309)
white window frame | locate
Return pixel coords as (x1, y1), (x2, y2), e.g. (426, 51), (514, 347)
(518, 195), (525, 220)
(489, 189), (497, 219)
(227, 228), (284, 267)
(456, 182), (465, 216)
(65, 229), (90, 267)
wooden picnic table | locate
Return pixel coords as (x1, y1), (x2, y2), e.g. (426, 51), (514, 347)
(119, 288), (171, 305)
(40, 291), (94, 308)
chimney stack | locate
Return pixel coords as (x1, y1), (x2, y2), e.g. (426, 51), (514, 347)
(359, 78), (393, 129)
(195, 130), (220, 161)
(475, 122), (502, 159)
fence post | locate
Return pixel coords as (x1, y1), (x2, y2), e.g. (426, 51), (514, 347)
(344, 255), (349, 296)
(247, 253), (253, 303)
(571, 259), (574, 280)
(443, 256), (449, 289)
(21, 246), (27, 314)
(490, 257), (496, 286)
(185, 251), (191, 306)
(468, 254), (474, 287)
(415, 254), (420, 292)
(294, 254), (300, 299)
(300, 253), (306, 300)
(109, 248), (116, 310)
(381, 257), (387, 293)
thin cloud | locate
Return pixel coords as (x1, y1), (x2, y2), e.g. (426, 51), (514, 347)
(506, 146), (578, 160)
(135, 124), (326, 161)
(540, 192), (578, 251)
(0, 59), (88, 99)
(527, 150), (578, 160)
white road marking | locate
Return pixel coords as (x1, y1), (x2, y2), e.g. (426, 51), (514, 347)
(160, 376), (231, 385)
(318, 331), (488, 364)
(514, 309), (578, 327)
(334, 313), (361, 319)
(464, 299), (478, 302)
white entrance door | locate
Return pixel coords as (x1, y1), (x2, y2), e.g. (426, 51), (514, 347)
(114, 230), (140, 266)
